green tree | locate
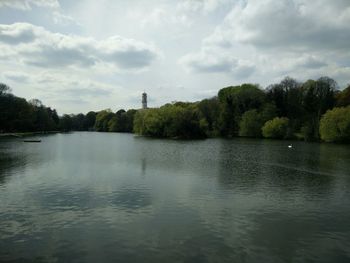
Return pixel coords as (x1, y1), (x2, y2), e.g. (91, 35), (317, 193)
(218, 84), (266, 136)
(239, 103), (278, 137)
(319, 106), (350, 143)
(336, 85), (350, 107)
(239, 110), (263, 137)
(125, 109), (137, 132)
(134, 109), (161, 136)
(262, 117), (289, 139)
(198, 97), (220, 136)
(94, 109), (114, 132)
(83, 111), (97, 130)
(300, 77), (338, 140)
(0, 83), (11, 95)
(133, 103), (206, 139)
(111, 109), (128, 132)
(266, 77), (302, 119)
(59, 114), (73, 131)
(71, 113), (85, 131)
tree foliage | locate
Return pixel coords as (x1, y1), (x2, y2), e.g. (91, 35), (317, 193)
(239, 110), (263, 137)
(218, 84), (265, 136)
(336, 85), (350, 107)
(0, 84), (59, 132)
(319, 106), (350, 142)
(108, 109), (136, 132)
(2, 77), (349, 143)
(262, 117), (289, 139)
(133, 103), (206, 139)
(239, 103), (278, 137)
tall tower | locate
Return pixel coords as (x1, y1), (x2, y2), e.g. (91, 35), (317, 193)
(142, 92), (147, 109)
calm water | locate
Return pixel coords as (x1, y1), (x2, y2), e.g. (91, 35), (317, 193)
(0, 132), (350, 263)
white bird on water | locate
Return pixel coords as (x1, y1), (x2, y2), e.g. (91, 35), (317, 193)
(288, 144), (293, 148)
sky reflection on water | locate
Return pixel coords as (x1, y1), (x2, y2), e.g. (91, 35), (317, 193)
(0, 133), (350, 263)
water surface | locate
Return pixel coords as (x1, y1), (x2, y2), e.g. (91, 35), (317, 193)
(0, 132), (350, 262)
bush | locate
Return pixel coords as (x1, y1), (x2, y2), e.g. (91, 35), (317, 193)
(319, 106), (350, 142)
(262, 117), (289, 139)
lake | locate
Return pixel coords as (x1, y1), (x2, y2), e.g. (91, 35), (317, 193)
(0, 132), (349, 262)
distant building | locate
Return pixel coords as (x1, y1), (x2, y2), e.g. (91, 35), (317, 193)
(142, 92), (147, 109)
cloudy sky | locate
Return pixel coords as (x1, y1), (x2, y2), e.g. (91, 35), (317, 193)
(0, 0), (350, 114)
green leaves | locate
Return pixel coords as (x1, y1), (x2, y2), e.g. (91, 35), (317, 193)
(133, 104), (205, 139)
(262, 117), (289, 139)
(320, 106), (350, 143)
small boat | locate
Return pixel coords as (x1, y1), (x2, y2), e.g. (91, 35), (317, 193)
(23, 140), (41, 143)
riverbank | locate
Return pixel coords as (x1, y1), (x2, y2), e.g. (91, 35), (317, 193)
(0, 131), (60, 138)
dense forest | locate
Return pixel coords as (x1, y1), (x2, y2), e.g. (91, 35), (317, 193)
(1, 77), (350, 143)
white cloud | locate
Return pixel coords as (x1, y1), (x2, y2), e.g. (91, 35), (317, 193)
(137, 0), (234, 29)
(180, 48), (255, 79)
(210, 0), (350, 51)
(52, 11), (76, 26)
(1, 70), (126, 112)
(0, 23), (159, 71)
(295, 56), (328, 70)
(177, 0), (233, 14)
(1, 0), (350, 114)
(180, 0), (350, 86)
(138, 7), (191, 28)
(0, 0), (59, 10)
(3, 71), (30, 82)
(0, 0), (76, 26)
(0, 22), (36, 44)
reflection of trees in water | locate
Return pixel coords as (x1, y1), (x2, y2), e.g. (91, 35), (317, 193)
(136, 137), (221, 176)
(0, 151), (26, 185)
(0, 137), (53, 185)
(141, 157), (146, 176)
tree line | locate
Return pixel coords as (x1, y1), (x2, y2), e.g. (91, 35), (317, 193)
(0, 83), (59, 132)
(1, 77), (350, 142)
(0, 83), (136, 134)
(134, 77), (350, 142)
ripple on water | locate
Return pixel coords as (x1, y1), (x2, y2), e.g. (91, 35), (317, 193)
(0, 133), (350, 262)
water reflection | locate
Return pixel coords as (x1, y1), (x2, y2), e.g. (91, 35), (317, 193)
(141, 157), (146, 176)
(0, 140), (27, 185)
(0, 133), (349, 263)
(216, 138), (340, 197)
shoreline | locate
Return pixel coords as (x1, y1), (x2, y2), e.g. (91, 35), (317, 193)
(0, 131), (60, 138)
